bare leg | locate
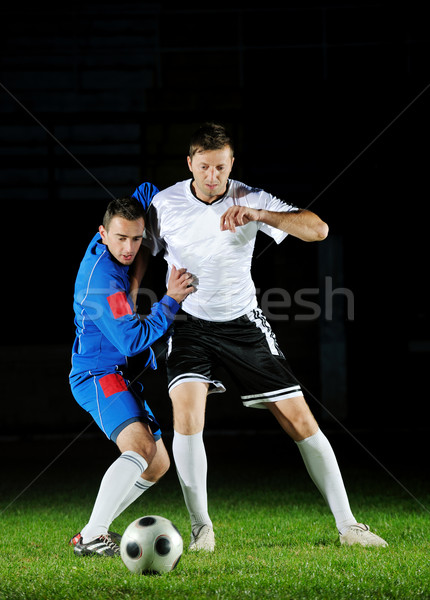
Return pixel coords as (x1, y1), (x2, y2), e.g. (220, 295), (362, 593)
(170, 381), (208, 434)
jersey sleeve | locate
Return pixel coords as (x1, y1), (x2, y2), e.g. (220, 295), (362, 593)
(132, 181), (160, 211)
(258, 191), (300, 244)
(141, 203), (165, 256)
(82, 266), (179, 358)
(132, 181), (164, 255)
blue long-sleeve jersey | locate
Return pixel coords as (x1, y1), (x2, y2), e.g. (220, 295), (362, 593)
(70, 233), (179, 378)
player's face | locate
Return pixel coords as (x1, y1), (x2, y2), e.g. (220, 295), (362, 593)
(187, 146), (234, 203)
(99, 216), (145, 266)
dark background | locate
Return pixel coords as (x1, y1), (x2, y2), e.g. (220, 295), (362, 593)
(1, 3), (429, 462)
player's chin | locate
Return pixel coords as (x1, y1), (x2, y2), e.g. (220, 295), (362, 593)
(205, 184), (221, 195)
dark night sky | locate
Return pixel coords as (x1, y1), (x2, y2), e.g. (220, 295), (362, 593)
(1, 3), (429, 436)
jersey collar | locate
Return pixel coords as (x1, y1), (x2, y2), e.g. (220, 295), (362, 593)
(189, 179), (230, 205)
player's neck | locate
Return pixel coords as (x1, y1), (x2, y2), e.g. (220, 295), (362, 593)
(190, 180), (229, 205)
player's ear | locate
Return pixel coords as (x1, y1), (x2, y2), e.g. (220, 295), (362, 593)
(187, 156), (192, 172)
(99, 224), (107, 243)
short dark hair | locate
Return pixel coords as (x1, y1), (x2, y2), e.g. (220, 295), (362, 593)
(102, 197), (145, 230)
(189, 122), (234, 158)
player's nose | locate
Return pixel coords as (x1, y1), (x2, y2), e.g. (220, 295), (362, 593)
(207, 167), (217, 181)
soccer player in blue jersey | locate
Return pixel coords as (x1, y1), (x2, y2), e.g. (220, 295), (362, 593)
(132, 123), (388, 551)
(69, 195), (194, 557)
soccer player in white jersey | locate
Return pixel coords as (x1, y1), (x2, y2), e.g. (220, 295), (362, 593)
(137, 122), (387, 551)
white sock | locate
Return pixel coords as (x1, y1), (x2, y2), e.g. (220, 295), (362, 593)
(111, 478), (155, 521)
(172, 430), (212, 533)
(81, 451), (148, 543)
(296, 429), (357, 534)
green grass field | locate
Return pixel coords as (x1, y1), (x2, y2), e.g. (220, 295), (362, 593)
(1, 432), (429, 600)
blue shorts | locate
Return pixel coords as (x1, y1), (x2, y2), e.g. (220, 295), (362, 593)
(70, 370), (162, 442)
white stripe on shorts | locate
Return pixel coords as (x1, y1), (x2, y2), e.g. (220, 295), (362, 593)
(241, 384), (302, 409)
(247, 308), (283, 356)
(166, 335), (173, 357)
(168, 372), (226, 395)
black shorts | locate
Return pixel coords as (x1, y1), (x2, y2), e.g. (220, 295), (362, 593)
(166, 308), (302, 409)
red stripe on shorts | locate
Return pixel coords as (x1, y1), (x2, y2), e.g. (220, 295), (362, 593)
(107, 291), (132, 319)
(99, 373), (128, 398)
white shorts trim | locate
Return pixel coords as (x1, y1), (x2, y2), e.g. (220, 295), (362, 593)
(247, 307), (283, 356)
(168, 372), (226, 396)
(241, 385), (302, 409)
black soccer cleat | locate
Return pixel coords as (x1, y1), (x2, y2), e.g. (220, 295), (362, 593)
(73, 533), (121, 557)
(69, 531), (122, 547)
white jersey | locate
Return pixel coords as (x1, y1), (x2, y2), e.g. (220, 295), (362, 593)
(144, 179), (297, 321)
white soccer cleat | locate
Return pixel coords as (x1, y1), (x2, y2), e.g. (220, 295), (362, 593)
(189, 525), (215, 552)
(340, 523), (388, 547)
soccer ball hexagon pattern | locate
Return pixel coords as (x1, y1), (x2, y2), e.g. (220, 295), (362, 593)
(120, 515), (183, 574)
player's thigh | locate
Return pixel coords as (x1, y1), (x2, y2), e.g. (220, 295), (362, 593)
(169, 381), (209, 434)
(267, 395), (319, 442)
(116, 420), (157, 462)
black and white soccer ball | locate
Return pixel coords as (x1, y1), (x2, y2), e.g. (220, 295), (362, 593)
(120, 515), (183, 574)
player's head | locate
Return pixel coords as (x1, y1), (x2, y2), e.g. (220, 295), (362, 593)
(188, 122), (234, 158)
(99, 197), (145, 266)
(102, 197), (145, 230)
(187, 122), (235, 203)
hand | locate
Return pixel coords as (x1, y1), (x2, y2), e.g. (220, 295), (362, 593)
(220, 206), (260, 233)
(166, 265), (195, 303)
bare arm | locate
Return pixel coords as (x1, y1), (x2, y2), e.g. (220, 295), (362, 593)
(220, 206), (329, 242)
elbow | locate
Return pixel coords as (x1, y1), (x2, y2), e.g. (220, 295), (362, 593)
(124, 340), (149, 357)
(117, 339), (144, 357)
(299, 211), (329, 242)
(303, 221), (329, 242)
(118, 343), (134, 357)
(124, 346), (139, 357)
(316, 221), (329, 241)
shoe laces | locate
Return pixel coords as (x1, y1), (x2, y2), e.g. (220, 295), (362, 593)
(99, 534), (120, 552)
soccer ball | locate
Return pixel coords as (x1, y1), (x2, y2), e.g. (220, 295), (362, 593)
(120, 515), (183, 575)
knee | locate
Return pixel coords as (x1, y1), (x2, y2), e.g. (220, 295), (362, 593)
(173, 411), (204, 435)
(143, 441), (171, 482)
(116, 423), (158, 465)
(132, 438), (158, 465)
(293, 416), (319, 441)
(292, 405), (318, 433)
(170, 382), (207, 435)
(156, 449), (170, 479)
(268, 396), (319, 442)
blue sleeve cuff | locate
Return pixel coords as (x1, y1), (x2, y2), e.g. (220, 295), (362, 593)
(159, 294), (181, 320)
